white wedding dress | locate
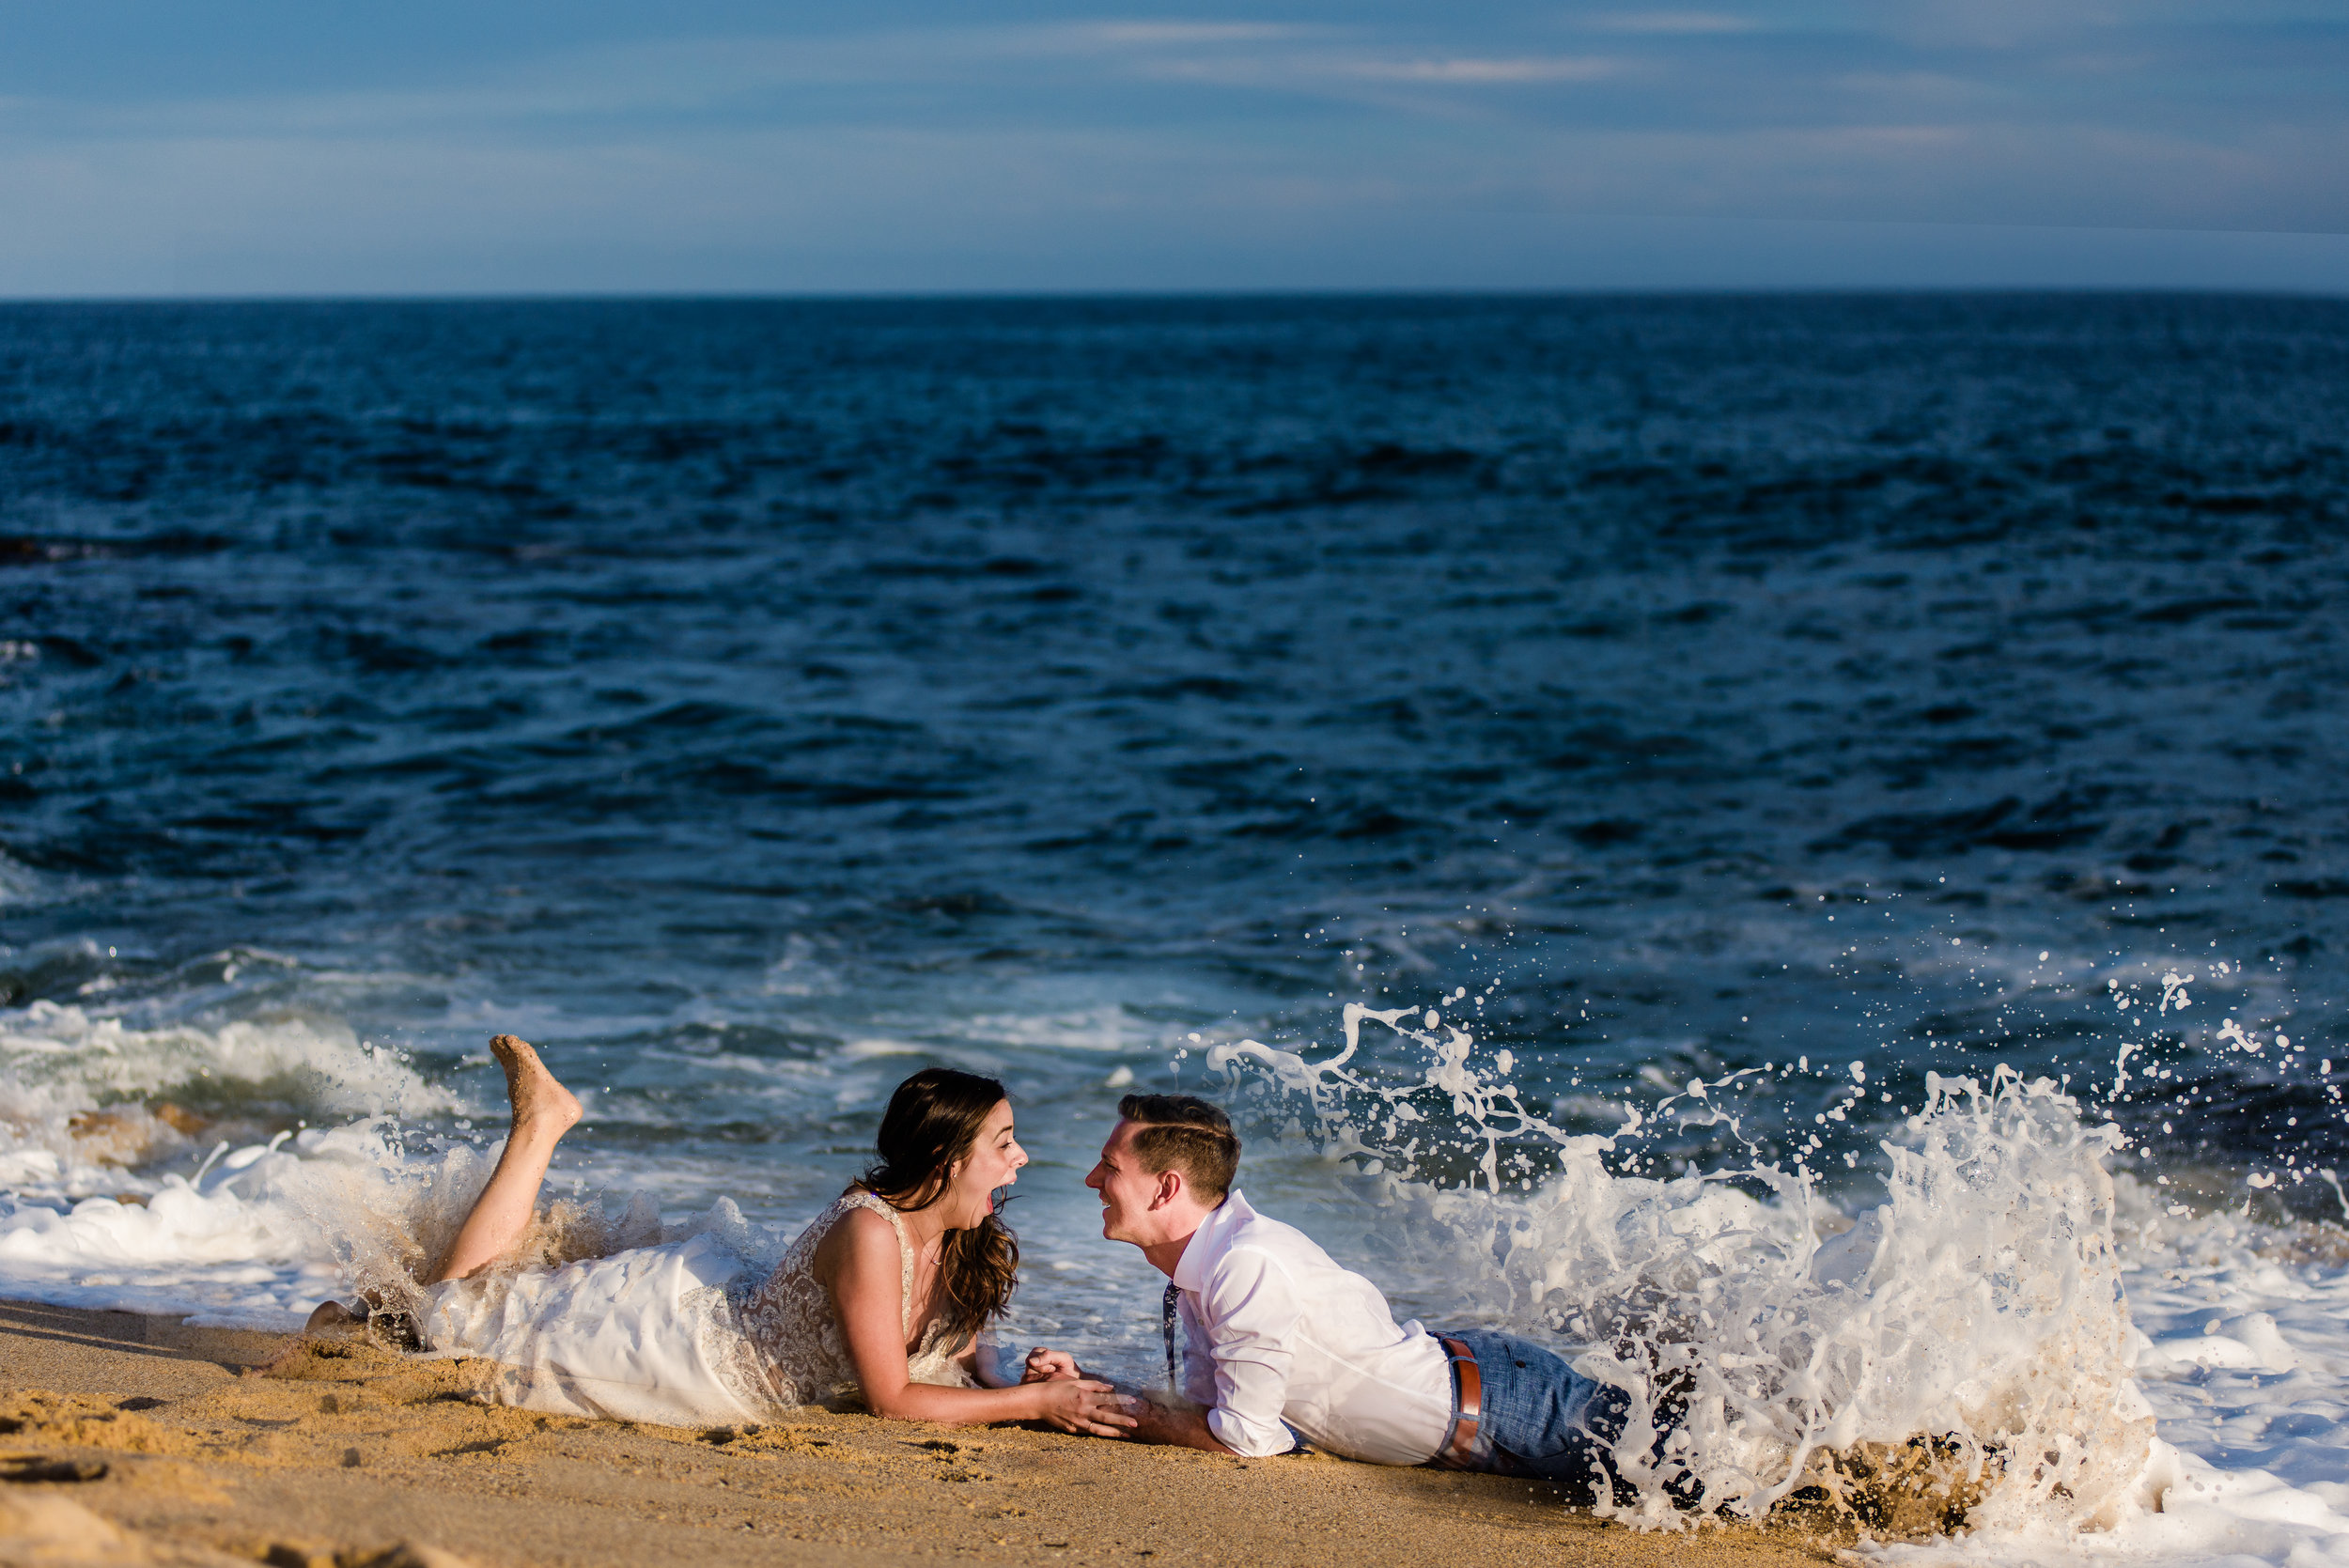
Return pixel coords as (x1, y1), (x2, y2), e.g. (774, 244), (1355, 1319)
(419, 1190), (976, 1426)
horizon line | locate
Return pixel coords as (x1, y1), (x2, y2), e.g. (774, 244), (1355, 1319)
(4, 282), (2347, 308)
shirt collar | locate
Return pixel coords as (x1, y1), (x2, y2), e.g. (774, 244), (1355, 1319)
(1170, 1188), (1254, 1293)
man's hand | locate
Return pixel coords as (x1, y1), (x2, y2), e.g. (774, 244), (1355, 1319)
(1121, 1397), (1234, 1453)
(1021, 1346), (1081, 1383)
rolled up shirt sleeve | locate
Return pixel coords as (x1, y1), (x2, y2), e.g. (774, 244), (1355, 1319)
(1199, 1246), (1300, 1458)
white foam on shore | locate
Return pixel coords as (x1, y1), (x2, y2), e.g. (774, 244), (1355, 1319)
(1858, 1188), (2349, 1568)
(0, 1001), (769, 1330)
(0, 1121), (407, 1327)
(0, 1000), (458, 1325)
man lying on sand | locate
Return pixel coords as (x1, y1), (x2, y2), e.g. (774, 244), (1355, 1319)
(1064, 1094), (1650, 1500)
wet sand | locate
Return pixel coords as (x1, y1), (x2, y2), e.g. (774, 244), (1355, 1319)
(0, 1298), (1838, 1568)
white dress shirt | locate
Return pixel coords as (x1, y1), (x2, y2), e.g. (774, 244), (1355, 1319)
(1169, 1189), (1453, 1465)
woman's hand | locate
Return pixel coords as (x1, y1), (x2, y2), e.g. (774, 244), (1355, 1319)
(1021, 1347), (1081, 1383)
(1030, 1378), (1140, 1437)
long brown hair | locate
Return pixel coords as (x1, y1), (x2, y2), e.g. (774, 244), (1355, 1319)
(857, 1067), (1019, 1347)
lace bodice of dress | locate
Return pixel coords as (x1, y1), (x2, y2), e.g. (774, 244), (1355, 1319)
(736, 1190), (975, 1409)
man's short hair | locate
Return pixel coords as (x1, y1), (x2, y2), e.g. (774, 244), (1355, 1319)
(1117, 1094), (1240, 1203)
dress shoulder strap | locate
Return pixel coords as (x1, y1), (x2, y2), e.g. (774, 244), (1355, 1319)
(840, 1189), (918, 1339)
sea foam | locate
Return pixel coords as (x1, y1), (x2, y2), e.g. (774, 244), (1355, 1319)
(0, 1000), (456, 1323)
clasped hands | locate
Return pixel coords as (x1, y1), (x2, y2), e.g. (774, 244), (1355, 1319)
(1019, 1345), (1140, 1437)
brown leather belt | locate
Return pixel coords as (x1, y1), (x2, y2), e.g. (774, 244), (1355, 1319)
(1438, 1335), (1482, 1468)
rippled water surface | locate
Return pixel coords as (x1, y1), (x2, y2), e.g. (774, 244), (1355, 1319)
(4, 293), (2349, 1353)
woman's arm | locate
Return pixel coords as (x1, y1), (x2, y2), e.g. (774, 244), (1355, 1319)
(822, 1209), (1134, 1434)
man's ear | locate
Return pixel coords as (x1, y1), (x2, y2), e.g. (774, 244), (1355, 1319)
(1150, 1168), (1185, 1211)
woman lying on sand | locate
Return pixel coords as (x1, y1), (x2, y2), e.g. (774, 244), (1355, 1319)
(321, 1034), (1133, 1434)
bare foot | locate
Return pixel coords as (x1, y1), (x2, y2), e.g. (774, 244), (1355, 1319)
(490, 1033), (582, 1135)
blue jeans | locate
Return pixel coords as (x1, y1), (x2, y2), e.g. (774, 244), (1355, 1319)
(1439, 1329), (1634, 1505)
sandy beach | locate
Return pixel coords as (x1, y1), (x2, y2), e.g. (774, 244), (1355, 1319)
(0, 1297), (1847, 1568)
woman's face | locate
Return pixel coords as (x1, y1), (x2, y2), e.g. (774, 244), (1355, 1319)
(946, 1099), (1026, 1228)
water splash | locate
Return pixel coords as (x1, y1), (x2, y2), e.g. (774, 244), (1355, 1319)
(1207, 1006), (2149, 1537)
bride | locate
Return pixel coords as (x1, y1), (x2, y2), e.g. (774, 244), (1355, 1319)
(366, 1033), (1135, 1435)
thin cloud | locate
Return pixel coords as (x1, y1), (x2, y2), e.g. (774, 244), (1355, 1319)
(1344, 56), (1624, 84)
(1080, 23), (1309, 46)
(0, 23), (1344, 140)
(1590, 12), (1761, 35)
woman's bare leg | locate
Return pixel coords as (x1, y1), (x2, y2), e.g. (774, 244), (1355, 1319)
(428, 1034), (583, 1283)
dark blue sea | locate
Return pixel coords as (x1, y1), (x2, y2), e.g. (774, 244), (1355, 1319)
(3, 294), (2347, 1395)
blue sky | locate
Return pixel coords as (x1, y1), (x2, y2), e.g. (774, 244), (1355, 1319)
(3, 1), (2345, 295)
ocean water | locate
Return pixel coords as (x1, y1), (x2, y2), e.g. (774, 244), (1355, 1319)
(3, 294), (2347, 1559)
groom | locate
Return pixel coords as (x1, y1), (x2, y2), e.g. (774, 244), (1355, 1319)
(1057, 1094), (1637, 1498)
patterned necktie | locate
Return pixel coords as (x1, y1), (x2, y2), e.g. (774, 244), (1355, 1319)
(1161, 1281), (1182, 1392)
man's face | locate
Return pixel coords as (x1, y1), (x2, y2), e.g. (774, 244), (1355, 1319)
(1084, 1120), (1164, 1246)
